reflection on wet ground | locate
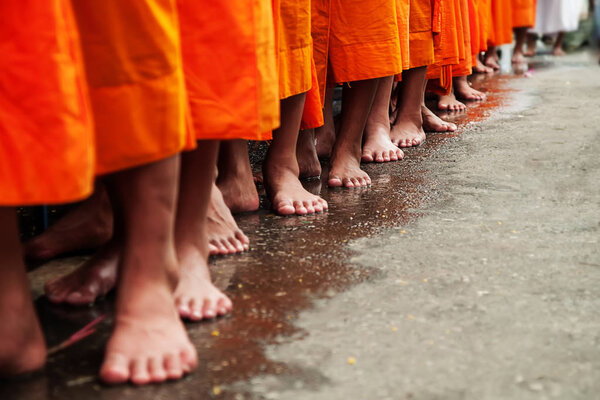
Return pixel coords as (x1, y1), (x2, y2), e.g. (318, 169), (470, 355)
(5, 67), (526, 400)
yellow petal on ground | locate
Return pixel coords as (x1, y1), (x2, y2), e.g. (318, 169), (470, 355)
(407, 315), (415, 320)
(211, 330), (220, 337)
(400, 230), (406, 235)
(391, 326), (398, 332)
(213, 386), (222, 395)
(237, 284), (243, 289)
(348, 357), (356, 365)
(497, 221), (502, 225)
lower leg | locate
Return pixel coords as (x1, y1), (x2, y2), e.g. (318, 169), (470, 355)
(328, 79), (378, 187)
(553, 32), (566, 56)
(217, 140), (259, 213)
(484, 45), (500, 69)
(512, 27), (528, 63)
(296, 128), (322, 178)
(0, 208), (47, 377)
(438, 88), (467, 112)
(315, 88), (336, 158)
(362, 76), (404, 163)
(453, 75), (486, 101)
(422, 78), (457, 132)
(525, 32), (538, 56)
(263, 93), (328, 215)
(100, 155), (197, 385)
(391, 66), (428, 147)
(174, 142), (233, 321)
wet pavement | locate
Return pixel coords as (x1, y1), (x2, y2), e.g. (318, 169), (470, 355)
(3, 51), (600, 399)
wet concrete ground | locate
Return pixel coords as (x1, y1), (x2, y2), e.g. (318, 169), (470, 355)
(3, 51), (600, 399)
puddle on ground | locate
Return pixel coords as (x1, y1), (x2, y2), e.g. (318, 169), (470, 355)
(3, 70), (519, 400)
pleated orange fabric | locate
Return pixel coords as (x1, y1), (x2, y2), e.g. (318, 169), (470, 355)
(408, 0), (435, 68)
(71, 0), (195, 176)
(511, 0), (536, 28)
(397, 0), (411, 71)
(0, 0), (95, 206)
(468, 0), (489, 62)
(488, 0), (513, 46)
(274, 0), (323, 129)
(452, 0), (473, 77)
(426, 0), (461, 91)
(178, 0), (279, 141)
(311, 0), (402, 102)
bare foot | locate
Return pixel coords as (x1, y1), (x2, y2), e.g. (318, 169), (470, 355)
(174, 243), (232, 321)
(437, 92), (467, 112)
(473, 58), (494, 74)
(217, 140), (260, 213)
(328, 150), (371, 188)
(315, 124), (336, 159)
(512, 50), (526, 64)
(453, 77), (486, 101)
(25, 188), (113, 260)
(100, 284), (198, 385)
(0, 286), (46, 376)
(421, 105), (457, 132)
(483, 50), (500, 70)
(361, 122), (404, 163)
(207, 185), (249, 255)
(552, 47), (566, 56)
(263, 161), (328, 215)
(44, 244), (119, 305)
(390, 112), (426, 148)
(296, 129), (322, 178)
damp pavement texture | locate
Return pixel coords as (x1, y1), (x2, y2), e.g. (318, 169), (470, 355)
(3, 51), (600, 400)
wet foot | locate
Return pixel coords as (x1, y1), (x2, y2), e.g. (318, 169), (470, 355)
(390, 112), (426, 148)
(296, 130), (322, 178)
(438, 93), (467, 112)
(217, 169), (259, 214)
(483, 51), (500, 70)
(361, 122), (404, 163)
(553, 47), (566, 56)
(0, 289), (46, 377)
(44, 244), (119, 305)
(100, 284), (198, 385)
(454, 77), (486, 102)
(207, 185), (249, 255)
(512, 50), (526, 64)
(24, 189), (113, 260)
(174, 243), (232, 321)
(473, 58), (494, 74)
(421, 105), (457, 132)
(263, 160), (328, 215)
(328, 150), (371, 188)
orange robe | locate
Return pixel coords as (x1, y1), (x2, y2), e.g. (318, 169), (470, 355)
(511, 0), (536, 28)
(468, 0), (489, 62)
(178, 0), (279, 141)
(488, 0), (513, 46)
(0, 0), (94, 206)
(452, 0), (473, 77)
(311, 0), (402, 101)
(408, 0), (435, 68)
(275, 0), (323, 129)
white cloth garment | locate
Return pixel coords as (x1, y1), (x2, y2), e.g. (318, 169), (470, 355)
(532, 0), (585, 34)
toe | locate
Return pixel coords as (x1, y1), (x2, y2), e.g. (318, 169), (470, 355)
(164, 353), (183, 380)
(176, 297), (192, 319)
(228, 237), (244, 253)
(180, 346), (198, 373)
(189, 299), (203, 321)
(208, 242), (219, 255)
(383, 152), (391, 162)
(342, 178), (354, 188)
(293, 201), (308, 215)
(276, 199), (296, 215)
(303, 201), (315, 214)
(202, 298), (217, 319)
(131, 358), (152, 386)
(148, 357), (167, 382)
(236, 230), (250, 246)
(350, 178), (360, 187)
(328, 176), (343, 187)
(100, 353), (130, 385)
(320, 198), (329, 211)
(312, 200), (323, 213)
(216, 297), (232, 316)
(396, 149), (404, 159)
(221, 239), (236, 254)
(361, 152), (374, 162)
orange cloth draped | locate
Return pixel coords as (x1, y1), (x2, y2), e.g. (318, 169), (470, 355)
(408, 0), (435, 68)
(71, 0), (194, 175)
(311, 0), (402, 102)
(488, 0), (513, 45)
(0, 0), (94, 206)
(468, 0), (489, 61)
(397, 0), (411, 71)
(275, 0), (323, 129)
(178, 0), (279, 141)
(511, 0), (536, 28)
(452, 0), (473, 77)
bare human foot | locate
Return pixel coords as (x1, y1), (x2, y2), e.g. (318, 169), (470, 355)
(207, 184), (249, 255)
(473, 58), (494, 74)
(552, 46), (566, 56)
(44, 243), (119, 305)
(453, 76), (486, 102)
(264, 93), (328, 215)
(512, 27), (528, 64)
(421, 104), (457, 132)
(512, 50), (526, 64)
(315, 88), (336, 159)
(328, 151), (372, 187)
(437, 92), (467, 112)
(296, 129), (322, 178)
(361, 76), (404, 163)
(390, 114), (426, 148)
(24, 187), (113, 260)
(217, 140), (260, 213)
(483, 48), (500, 70)
(0, 209), (46, 377)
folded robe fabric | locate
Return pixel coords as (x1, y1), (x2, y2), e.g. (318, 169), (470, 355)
(311, 0), (402, 101)
(512, 0), (536, 28)
(488, 0), (513, 46)
(408, 0), (436, 68)
(178, 0), (279, 141)
(0, 0), (94, 206)
(275, 0), (323, 129)
(452, 0), (473, 77)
